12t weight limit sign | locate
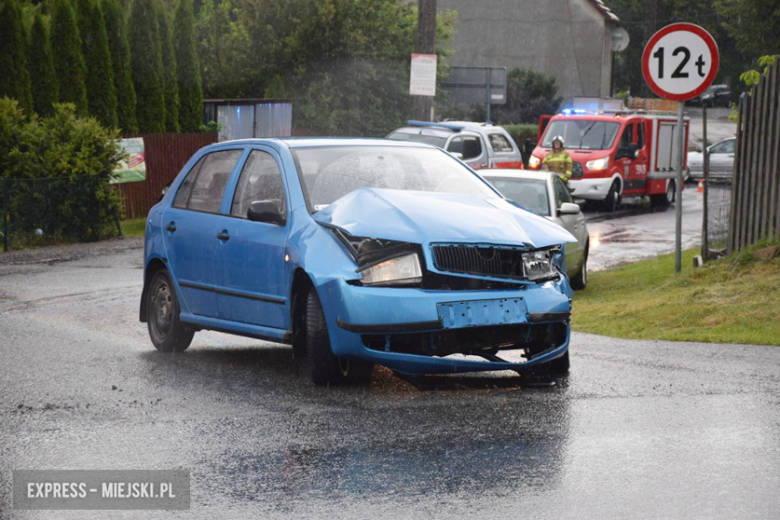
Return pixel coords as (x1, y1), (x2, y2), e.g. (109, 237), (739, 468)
(642, 23), (719, 101)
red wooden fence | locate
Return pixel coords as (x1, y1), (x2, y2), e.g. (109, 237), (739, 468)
(118, 133), (218, 219)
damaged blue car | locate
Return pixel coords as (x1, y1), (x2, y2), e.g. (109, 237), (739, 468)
(140, 139), (577, 385)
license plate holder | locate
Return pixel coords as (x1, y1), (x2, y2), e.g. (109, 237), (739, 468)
(437, 298), (527, 329)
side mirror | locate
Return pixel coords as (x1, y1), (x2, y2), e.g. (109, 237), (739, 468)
(450, 152), (463, 160)
(559, 202), (581, 215)
(247, 200), (285, 225)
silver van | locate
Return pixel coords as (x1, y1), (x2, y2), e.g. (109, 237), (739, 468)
(387, 120), (524, 170)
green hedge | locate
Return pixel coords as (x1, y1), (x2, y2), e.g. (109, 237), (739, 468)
(501, 124), (539, 146)
(0, 97), (124, 245)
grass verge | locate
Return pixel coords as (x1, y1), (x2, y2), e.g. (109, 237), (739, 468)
(572, 244), (780, 346)
(120, 218), (146, 238)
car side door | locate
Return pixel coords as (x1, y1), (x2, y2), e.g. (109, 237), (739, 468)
(162, 148), (244, 319)
(552, 175), (585, 273)
(708, 139), (735, 176)
(211, 147), (290, 330)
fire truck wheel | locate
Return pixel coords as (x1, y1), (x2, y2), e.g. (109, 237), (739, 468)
(602, 181), (620, 212)
(651, 180), (676, 208)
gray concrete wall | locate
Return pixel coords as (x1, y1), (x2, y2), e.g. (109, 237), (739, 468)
(437, 0), (614, 101)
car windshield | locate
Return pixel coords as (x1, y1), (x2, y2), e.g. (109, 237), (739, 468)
(542, 120), (620, 150)
(486, 177), (550, 216)
(293, 146), (498, 212)
(385, 131), (447, 148)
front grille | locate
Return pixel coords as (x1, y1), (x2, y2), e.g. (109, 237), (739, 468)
(431, 244), (525, 279)
(571, 161), (583, 179)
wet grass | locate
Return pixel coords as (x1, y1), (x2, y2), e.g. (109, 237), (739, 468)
(120, 218), (146, 238)
(572, 243), (780, 346)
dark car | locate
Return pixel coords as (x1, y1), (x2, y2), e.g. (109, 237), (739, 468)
(690, 84), (731, 108)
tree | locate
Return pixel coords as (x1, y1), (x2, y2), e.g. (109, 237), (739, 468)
(715, 0), (780, 58)
(27, 11), (59, 116)
(103, 0), (137, 132)
(76, 0), (118, 127)
(128, 0), (165, 133)
(0, 0), (34, 114)
(51, 0), (88, 115)
(157, 6), (179, 132)
(173, 0), (202, 132)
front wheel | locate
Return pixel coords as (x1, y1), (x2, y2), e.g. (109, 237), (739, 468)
(570, 243), (588, 290)
(548, 351), (570, 375)
(602, 180), (620, 212)
(147, 270), (194, 353)
(305, 289), (350, 386)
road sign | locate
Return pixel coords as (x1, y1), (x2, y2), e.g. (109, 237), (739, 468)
(409, 54), (437, 97)
(642, 23), (719, 102)
(642, 23), (719, 274)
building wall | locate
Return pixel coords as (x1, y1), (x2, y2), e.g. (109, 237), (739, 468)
(438, 0), (614, 101)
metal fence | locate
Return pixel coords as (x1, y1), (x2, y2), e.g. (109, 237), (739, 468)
(728, 57), (780, 253)
(1, 177), (121, 252)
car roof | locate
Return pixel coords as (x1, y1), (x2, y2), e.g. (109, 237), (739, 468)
(480, 169), (553, 181)
(215, 137), (438, 149)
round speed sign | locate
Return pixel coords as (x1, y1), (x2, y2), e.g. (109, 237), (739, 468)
(642, 23), (719, 101)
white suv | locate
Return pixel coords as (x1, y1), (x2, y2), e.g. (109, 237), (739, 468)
(387, 120), (524, 169)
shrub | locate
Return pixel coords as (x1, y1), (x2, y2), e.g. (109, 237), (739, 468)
(0, 98), (124, 243)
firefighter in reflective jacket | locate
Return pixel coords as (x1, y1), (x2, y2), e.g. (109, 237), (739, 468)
(542, 135), (573, 184)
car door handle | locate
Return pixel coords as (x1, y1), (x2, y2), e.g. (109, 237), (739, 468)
(165, 223), (176, 232)
(216, 232), (230, 241)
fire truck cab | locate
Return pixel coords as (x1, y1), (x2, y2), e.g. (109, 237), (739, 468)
(529, 110), (689, 211)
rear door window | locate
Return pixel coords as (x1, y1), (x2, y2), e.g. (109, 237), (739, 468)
(488, 134), (513, 152)
(447, 136), (483, 160)
(174, 150), (242, 213)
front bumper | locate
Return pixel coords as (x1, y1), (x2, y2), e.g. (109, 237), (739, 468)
(568, 177), (616, 201)
(317, 276), (572, 375)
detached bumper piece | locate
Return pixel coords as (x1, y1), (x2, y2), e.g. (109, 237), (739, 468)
(359, 321), (567, 363)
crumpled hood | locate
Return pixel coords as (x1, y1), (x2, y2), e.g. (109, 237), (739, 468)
(311, 188), (576, 248)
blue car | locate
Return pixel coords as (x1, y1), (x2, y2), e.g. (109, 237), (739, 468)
(140, 139), (577, 385)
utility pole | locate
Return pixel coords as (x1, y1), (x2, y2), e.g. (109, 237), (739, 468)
(412, 0), (436, 121)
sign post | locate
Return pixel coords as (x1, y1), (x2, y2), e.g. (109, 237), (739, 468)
(410, 53), (438, 121)
(642, 23), (719, 272)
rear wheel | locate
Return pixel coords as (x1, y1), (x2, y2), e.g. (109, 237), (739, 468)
(651, 179), (676, 208)
(305, 289), (350, 386)
(602, 180), (620, 212)
(147, 270), (194, 353)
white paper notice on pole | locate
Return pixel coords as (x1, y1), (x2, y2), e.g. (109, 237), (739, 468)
(410, 54), (437, 96)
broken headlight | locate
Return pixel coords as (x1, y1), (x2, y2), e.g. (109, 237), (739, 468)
(522, 247), (560, 281)
(360, 253), (423, 286)
(328, 227), (423, 286)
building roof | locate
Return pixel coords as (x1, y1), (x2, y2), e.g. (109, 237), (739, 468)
(587, 0), (619, 22)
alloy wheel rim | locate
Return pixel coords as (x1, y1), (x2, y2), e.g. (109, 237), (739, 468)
(152, 283), (173, 338)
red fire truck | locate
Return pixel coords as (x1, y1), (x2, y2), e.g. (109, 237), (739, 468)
(528, 110), (689, 211)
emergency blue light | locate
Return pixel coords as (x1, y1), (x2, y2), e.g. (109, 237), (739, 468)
(562, 109), (572, 115)
(407, 120), (465, 132)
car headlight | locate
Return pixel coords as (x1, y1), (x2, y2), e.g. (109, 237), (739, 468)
(586, 157), (609, 171)
(360, 253), (422, 286)
(528, 155), (541, 169)
(522, 248), (559, 281)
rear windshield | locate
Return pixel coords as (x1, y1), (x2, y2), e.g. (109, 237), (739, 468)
(485, 177), (550, 216)
(386, 131), (447, 148)
(542, 120), (620, 150)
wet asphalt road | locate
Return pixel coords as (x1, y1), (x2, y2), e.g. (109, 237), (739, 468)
(583, 182), (704, 271)
(2, 246), (780, 519)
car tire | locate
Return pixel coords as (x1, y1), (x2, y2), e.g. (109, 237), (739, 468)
(305, 289), (349, 386)
(570, 243), (588, 291)
(651, 179), (676, 208)
(548, 351), (570, 375)
(147, 270), (194, 353)
(602, 180), (620, 212)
